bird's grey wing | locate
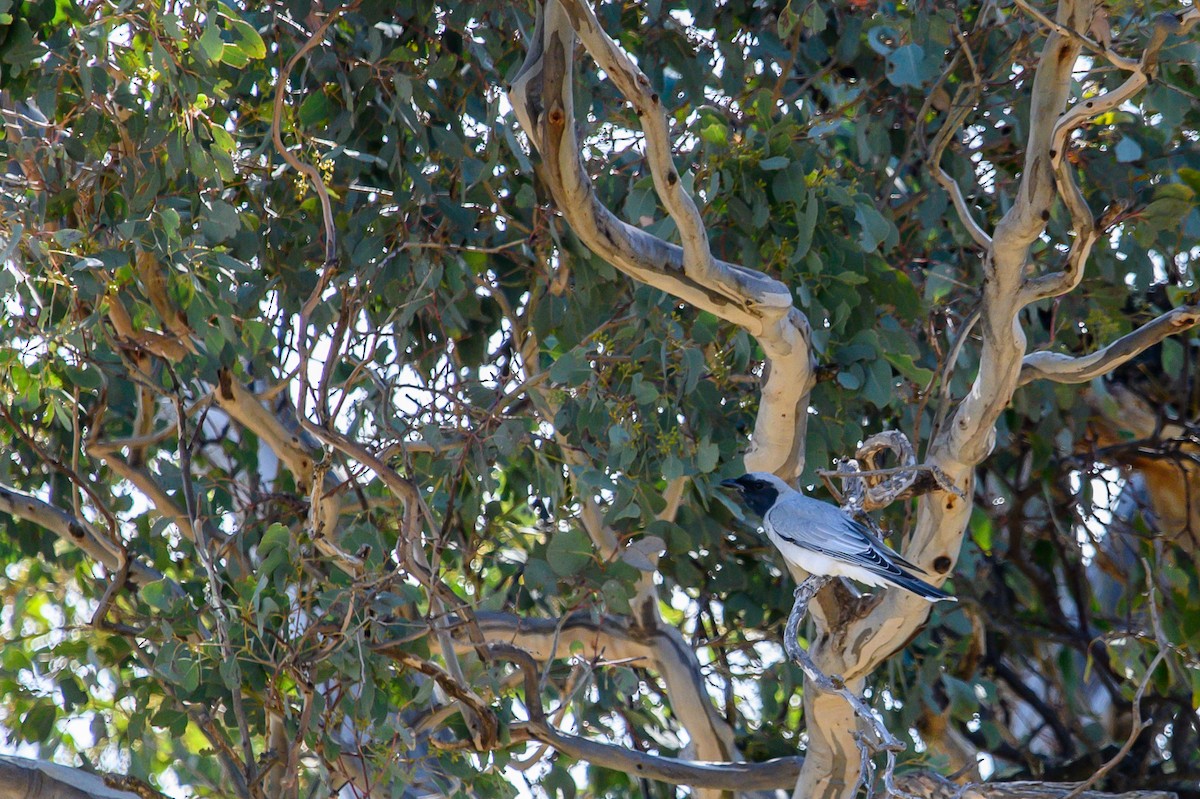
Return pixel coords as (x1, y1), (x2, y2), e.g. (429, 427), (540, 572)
(765, 498), (924, 578)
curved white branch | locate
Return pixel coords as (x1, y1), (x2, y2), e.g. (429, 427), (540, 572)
(1020, 305), (1200, 386)
(508, 0), (814, 477)
(555, 0), (723, 292)
(928, 74), (991, 250)
(0, 482), (164, 587)
(469, 610), (736, 761)
(1021, 10), (1190, 307)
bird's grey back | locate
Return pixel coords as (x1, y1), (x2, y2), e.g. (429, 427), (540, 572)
(767, 493), (901, 563)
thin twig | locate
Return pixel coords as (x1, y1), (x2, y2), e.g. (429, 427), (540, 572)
(174, 383), (258, 788)
(1010, 0), (1138, 72)
(91, 549), (132, 627)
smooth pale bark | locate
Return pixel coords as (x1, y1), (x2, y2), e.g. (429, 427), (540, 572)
(0, 756), (146, 799)
(514, 2), (1200, 798)
(796, 2), (1094, 794)
(509, 0), (815, 480)
(1020, 305), (1200, 385)
(0, 483), (164, 587)
(507, 3), (815, 791)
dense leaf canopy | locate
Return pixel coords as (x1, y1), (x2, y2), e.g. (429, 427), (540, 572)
(1, 1), (1198, 797)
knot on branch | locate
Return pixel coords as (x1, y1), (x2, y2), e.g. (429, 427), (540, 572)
(821, 430), (967, 511)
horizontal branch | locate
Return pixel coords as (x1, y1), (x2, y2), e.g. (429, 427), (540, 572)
(0, 482), (162, 587)
(490, 642), (801, 791)
(0, 755), (153, 799)
(1019, 304), (1200, 386)
(521, 720), (801, 791)
(907, 771), (1177, 799)
(464, 610), (737, 761)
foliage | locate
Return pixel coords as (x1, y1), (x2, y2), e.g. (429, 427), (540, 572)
(0, 0), (1198, 797)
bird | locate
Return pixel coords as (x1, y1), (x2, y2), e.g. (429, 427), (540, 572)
(720, 472), (955, 602)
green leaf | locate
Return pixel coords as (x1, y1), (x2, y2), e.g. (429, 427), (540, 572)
(794, 192), (818, 260)
(862, 357), (893, 409)
(259, 523), (293, 578)
(696, 437), (720, 473)
(200, 199), (240, 243)
(1178, 168), (1200, 196)
(142, 579), (174, 611)
(177, 655), (201, 693)
(867, 26), (899, 55)
(63, 365), (102, 390)
(801, 2), (828, 32)
(198, 18), (224, 64)
(854, 202), (891, 252)
(700, 121), (728, 146)
(548, 349), (592, 386)
(1142, 183), (1195, 232)
(150, 707), (189, 736)
(1162, 338), (1183, 376)
(21, 704), (57, 742)
(60, 676), (87, 712)
(886, 44), (928, 88)
(52, 228), (85, 246)
(160, 207), (180, 241)
(228, 15), (266, 59)
(601, 578), (631, 614)
(884, 352), (935, 386)
(546, 528), (593, 576)
(760, 156), (789, 171)
(621, 536), (664, 571)
(1114, 136), (1142, 163)
(836, 367), (863, 390)
(943, 676), (977, 718)
(299, 90), (332, 127)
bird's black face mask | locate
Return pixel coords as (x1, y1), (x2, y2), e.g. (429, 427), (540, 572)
(720, 475), (779, 517)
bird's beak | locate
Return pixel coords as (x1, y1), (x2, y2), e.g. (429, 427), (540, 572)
(719, 478), (741, 490)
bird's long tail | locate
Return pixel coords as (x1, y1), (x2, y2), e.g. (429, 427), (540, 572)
(891, 572), (956, 602)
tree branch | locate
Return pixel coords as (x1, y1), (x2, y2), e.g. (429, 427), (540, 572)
(799, 6), (1103, 794)
(489, 642), (803, 791)
(1020, 305), (1200, 386)
(0, 755), (154, 799)
(509, 0), (814, 478)
(0, 482), (162, 587)
(465, 610), (737, 762)
(1020, 11), (1183, 307)
(928, 27), (991, 250)
(210, 369), (352, 573)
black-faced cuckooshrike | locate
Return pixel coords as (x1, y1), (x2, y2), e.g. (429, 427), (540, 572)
(721, 472), (955, 602)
